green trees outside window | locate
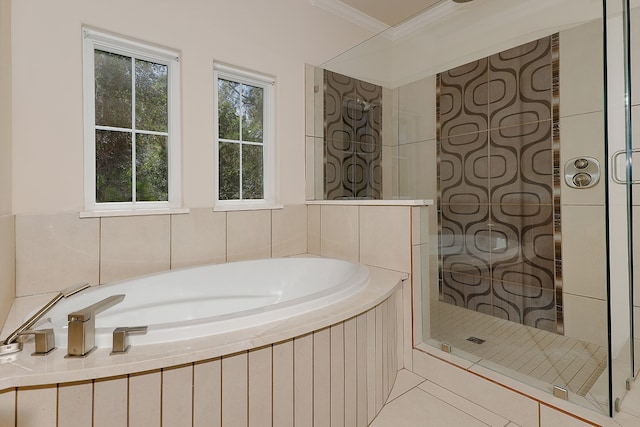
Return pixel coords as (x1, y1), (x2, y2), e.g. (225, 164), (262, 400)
(94, 50), (169, 203)
(217, 77), (265, 201)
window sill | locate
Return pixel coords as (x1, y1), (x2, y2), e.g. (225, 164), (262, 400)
(213, 204), (284, 212)
(79, 208), (190, 218)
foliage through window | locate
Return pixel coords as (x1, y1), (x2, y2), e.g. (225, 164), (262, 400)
(215, 65), (273, 204)
(83, 29), (181, 211)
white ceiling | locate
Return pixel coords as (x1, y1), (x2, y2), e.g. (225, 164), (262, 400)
(339, 0), (443, 26)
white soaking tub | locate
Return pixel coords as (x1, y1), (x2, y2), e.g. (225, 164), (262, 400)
(36, 257), (370, 348)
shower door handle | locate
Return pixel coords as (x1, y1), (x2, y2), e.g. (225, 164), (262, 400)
(611, 149), (640, 184)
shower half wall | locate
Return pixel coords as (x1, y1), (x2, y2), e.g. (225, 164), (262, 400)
(437, 34), (561, 334)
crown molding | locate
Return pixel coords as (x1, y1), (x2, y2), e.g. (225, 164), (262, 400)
(390, 0), (457, 39)
(311, 0), (390, 34)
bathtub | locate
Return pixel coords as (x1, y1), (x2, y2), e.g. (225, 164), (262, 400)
(0, 256), (406, 426)
(36, 257), (370, 348)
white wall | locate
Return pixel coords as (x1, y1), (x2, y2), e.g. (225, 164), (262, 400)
(0, 0), (15, 328)
(3, 0), (374, 303)
(9, 0), (373, 213)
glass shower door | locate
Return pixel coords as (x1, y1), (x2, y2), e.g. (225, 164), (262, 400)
(606, 0), (635, 414)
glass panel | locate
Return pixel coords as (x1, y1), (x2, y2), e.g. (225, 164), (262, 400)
(219, 141), (240, 200)
(312, 0), (616, 415)
(95, 50), (132, 128)
(242, 144), (264, 199)
(136, 133), (168, 201)
(95, 129), (132, 202)
(135, 59), (168, 132)
(241, 83), (263, 143)
(218, 79), (241, 140)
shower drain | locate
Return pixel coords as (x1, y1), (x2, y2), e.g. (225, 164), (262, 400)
(466, 336), (486, 344)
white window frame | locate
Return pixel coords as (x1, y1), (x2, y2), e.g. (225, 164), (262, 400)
(82, 28), (182, 213)
(214, 63), (276, 209)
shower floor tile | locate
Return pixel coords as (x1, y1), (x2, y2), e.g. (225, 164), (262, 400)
(429, 301), (608, 399)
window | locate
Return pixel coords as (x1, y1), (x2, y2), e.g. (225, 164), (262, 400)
(83, 28), (181, 212)
(214, 64), (274, 207)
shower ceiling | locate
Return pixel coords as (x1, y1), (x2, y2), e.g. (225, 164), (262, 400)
(338, 0), (442, 26)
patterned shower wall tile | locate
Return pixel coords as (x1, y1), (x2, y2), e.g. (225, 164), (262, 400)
(353, 142), (382, 199)
(440, 273), (492, 313)
(490, 204), (555, 289)
(325, 142), (382, 199)
(440, 204), (491, 277)
(353, 103), (382, 145)
(489, 120), (553, 205)
(439, 59), (489, 138)
(492, 280), (556, 332)
(439, 131), (489, 205)
(488, 36), (553, 130)
(323, 70), (383, 200)
(325, 138), (353, 199)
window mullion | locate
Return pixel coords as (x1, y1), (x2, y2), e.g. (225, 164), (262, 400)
(131, 57), (137, 204)
(239, 83), (244, 201)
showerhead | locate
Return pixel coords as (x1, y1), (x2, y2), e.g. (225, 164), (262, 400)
(452, 0), (474, 3)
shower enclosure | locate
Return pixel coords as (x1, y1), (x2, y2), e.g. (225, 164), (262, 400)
(308, 0), (640, 417)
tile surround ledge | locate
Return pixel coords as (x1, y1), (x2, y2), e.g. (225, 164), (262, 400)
(0, 263), (406, 390)
(306, 199), (433, 206)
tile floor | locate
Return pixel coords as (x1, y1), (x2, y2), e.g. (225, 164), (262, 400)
(373, 369), (640, 426)
(429, 302), (608, 408)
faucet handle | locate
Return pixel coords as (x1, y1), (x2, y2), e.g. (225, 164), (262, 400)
(17, 329), (56, 355)
(111, 326), (147, 355)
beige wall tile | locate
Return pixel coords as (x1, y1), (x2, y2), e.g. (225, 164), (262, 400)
(0, 214), (14, 330)
(193, 358), (221, 427)
(129, 370), (161, 427)
(307, 205), (321, 255)
(272, 205), (307, 257)
(313, 328), (331, 427)
(398, 76), (436, 144)
(398, 140), (437, 200)
(306, 137), (324, 200)
(222, 352), (248, 427)
(294, 334), (313, 427)
(561, 205), (607, 300)
(631, 107), (640, 204)
(249, 346), (273, 427)
(366, 308), (376, 423)
(273, 340), (294, 427)
(16, 385), (57, 427)
(227, 210), (271, 262)
(94, 375), (128, 427)
(412, 248), (426, 345)
(560, 112), (605, 206)
(411, 206), (430, 247)
(171, 209), (226, 269)
(344, 317), (357, 427)
(58, 381), (92, 427)
(101, 216), (170, 284)
(356, 313), (368, 427)
(632, 7), (640, 107)
(15, 213), (99, 296)
(375, 304), (384, 413)
(305, 64), (316, 138)
(382, 145), (397, 199)
(360, 206), (411, 273)
(320, 205), (359, 261)
(563, 293), (608, 347)
(559, 19), (604, 117)
(330, 324), (345, 427)
(162, 365), (193, 427)
(0, 388), (15, 427)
